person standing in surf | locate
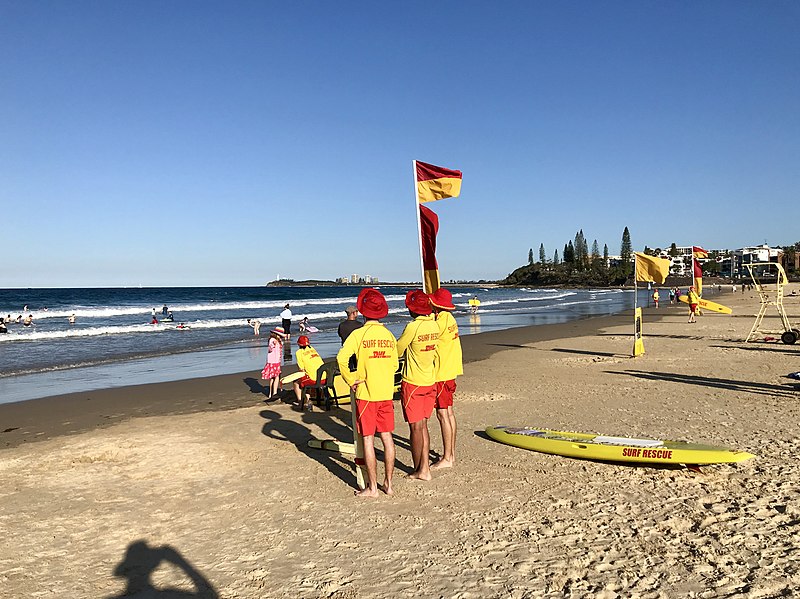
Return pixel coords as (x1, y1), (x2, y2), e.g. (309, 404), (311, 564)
(336, 288), (398, 498)
(429, 288), (463, 470)
(396, 290), (439, 481)
(280, 304), (292, 339)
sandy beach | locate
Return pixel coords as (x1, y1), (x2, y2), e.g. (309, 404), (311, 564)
(2, 286), (799, 598)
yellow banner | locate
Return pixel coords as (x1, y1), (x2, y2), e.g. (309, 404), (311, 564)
(633, 307), (645, 357)
(634, 252), (670, 284)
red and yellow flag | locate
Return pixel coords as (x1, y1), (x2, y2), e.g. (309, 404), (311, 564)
(419, 204), (440, 294)
(692, 246), (707, 296)
(416, 160), (462, 203)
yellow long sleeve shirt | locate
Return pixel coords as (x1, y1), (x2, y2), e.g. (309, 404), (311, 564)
(434, 310), (463, 382)
(336, 321), (398, 402)
(296, 346), (324, 380)
(396, 315), (439, 386)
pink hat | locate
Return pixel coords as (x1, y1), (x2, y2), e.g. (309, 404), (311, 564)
(405, 290), (432, 316)
(429, 288), (455, 311)
(357, 288), (388, 319)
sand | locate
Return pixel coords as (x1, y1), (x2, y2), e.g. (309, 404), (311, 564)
(1, 286), (799, 598)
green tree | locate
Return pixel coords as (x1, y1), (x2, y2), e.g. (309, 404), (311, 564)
(553, 249), (559, 265)
(591, 240), (600, 263)
(620, 227), (632, 275)
(603, 243), (609, 263)
(539, 243), (547, 265)
(528, 248), (534, 265)
(564, 241), (575, 265)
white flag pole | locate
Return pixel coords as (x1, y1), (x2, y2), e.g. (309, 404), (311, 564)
(413, 160), (426, 290)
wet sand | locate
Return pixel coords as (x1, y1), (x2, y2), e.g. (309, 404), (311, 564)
(1, 286), (799, 598)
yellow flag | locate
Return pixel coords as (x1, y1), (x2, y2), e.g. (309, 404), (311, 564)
(634, 252), (670, 284)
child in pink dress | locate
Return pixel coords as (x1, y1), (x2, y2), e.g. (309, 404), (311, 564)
(261, 326), (285, 398)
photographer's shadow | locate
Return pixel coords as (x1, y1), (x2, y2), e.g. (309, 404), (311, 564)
(107, 540), (218, 598)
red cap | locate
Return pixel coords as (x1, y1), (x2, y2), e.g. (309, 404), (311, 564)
(429, 288), (455, 311)
(297, 335), (310, 347)
(357, 288), (388, 319)
(405, 290), (432, 316)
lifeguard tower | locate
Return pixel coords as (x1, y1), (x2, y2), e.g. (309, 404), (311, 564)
(745, 262), (799, 344)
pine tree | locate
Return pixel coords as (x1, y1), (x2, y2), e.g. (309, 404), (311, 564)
(591, 239), (600, 263)
(564, 241), (575, 264)
(539, 243), (546, 265)
(620, 227), (632, 274)
(553, 249), (559, 265)
(528, 248), (534, 265)
(603, 243), (609, 263)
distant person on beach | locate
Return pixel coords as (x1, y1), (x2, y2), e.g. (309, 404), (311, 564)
(22, 314), (33, 327)
(338, 305), (362, 344)
(299, 316), (309, 333)
(15, 315), (22, 323)
(0, 319), (7, 334)
(261, 326), (285, 399)
(68, 314), (76, 324)
(469, 296), (480, 314)
(336, 287), (398, 498)
(164, 311), (174, 322)
(162, 304), (168, 315)
(687, 286), (699, 323)
(150, 316), (159, 324)
(152, 308), (157, 317)
(397, 290), (439, 481)
(280, 304), (292, 338)
(429, 288), (463, 470)
(668, 288), (676, 304)
(652, 289), (660, 308)
(293, 335), (325, 411)
(246, 318), (261, 336)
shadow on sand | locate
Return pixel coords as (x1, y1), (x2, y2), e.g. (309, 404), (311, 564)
(608, 370), (799, 397)
(107, 539), (218, 598)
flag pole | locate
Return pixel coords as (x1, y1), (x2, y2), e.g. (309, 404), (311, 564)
(412, 160), (426, 289)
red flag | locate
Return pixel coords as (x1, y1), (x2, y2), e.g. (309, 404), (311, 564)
(419, 204), (440, 294)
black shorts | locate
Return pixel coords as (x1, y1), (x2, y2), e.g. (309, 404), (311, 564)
(282, 318), (291, 335)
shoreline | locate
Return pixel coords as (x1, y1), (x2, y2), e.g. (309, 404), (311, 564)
(0, 309), (649, 450)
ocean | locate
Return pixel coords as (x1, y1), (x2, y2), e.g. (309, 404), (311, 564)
(0, 285), (644, 404)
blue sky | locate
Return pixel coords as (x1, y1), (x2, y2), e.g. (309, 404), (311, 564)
(2, 1), (798, 287)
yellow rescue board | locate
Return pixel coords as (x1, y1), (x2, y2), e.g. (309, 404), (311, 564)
(307, 439), (356, 454)
(485, 426), (754, 465)
(678, 295), (732, 314)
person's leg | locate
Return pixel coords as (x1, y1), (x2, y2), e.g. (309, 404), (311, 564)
(293, 381), (302, 404)
(408, 420), (431, 480)
(356, 434), (379, 498)
(378, 431), (395, 495)
(432, 406), (457, 468)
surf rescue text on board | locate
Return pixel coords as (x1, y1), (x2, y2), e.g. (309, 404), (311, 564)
(622, 447), (673, 460)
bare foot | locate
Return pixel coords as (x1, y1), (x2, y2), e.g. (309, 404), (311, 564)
(355, 487), (379, 498)
(407, 471), (432, 481)
(430, 458), (454, 470)
(380, 482), (394, 496)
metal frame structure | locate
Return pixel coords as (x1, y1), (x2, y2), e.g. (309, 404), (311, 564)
(745, 262), (799, 344)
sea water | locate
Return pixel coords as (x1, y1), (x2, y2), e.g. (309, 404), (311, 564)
(0, 286), (645, 404)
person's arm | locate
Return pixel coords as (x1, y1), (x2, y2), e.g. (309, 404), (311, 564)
(337, 330), (360, 386)
(396, 322), (415, 358)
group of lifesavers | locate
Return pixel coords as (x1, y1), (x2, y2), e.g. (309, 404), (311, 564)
(290, 286), (463, 498)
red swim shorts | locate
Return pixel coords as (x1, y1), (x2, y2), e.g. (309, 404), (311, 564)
(355, 399), (395, 436)
(401, 382), (436, 423)
(689, 303), (698, 313)
(298, 374), (326, 387)
(435, 379), (457, 409)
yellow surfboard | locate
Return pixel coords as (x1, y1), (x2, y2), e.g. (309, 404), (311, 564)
(486, 426), (754, 465)
(678, 295), (732, 314)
